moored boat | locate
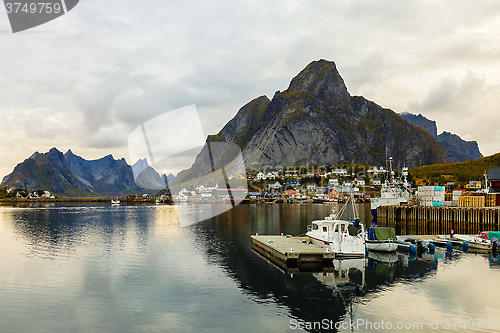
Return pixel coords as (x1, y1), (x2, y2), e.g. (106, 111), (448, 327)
(434, 234), (493, 251)
(306, 197), (365, 257)
(450, 234), (492, 250)
(365, 227), (398, 252)
(370, 158), (412, 218)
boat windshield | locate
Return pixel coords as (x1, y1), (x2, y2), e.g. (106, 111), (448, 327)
(334, 223), (360, 236)
(348, 224), (359, 236)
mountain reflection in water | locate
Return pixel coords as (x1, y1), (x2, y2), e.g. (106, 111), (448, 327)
(1, 203), (499, 333)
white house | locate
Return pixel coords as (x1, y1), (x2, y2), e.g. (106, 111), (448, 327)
(268, 181), (282, 190)
(329, 178), (339, 186)
(343, 180), (353, 187)
(354, 177), (365, 186)
(332, 169), (348, 176)
(42, 191), (54, 198)
(257, 172), (266, 180)
(306, 184), (317, 192)
(266, 172), (276, 180)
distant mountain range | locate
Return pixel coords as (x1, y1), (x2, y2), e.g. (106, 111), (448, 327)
(400, 112), (483, 162)
(2, 59), (486, 196)
(1, 148), (179, 197)
(177, 59), (453, 184)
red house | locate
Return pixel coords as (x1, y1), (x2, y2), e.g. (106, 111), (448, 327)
(488, 168), (500, 205)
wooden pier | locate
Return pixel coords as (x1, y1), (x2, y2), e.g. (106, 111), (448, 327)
(251, 235), (336, 267)
(377, 205), (500, 235)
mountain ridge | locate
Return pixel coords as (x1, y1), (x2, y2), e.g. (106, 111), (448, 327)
(1, 148), (167, 197)
(177, 59), (452, 184)
(400, 112), (483, 162)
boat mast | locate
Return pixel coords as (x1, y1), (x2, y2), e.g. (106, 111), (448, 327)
(389, 156), (394, 184)
(484, 172), (489, 193)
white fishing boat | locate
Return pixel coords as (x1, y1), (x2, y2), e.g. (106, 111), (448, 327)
(437, 234), (493, 251)
(306, 196), (365, 257)
(111, 199), (120, 205)
(370, 158), (412, 218)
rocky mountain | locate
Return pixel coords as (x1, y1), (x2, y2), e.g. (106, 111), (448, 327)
(399, 112), (438, 138)
(64, 149), (138, 196)
(1, 148), (158, 197)
(132, 158), (166, 190)
(2, 148), (96, 197)
(437, 131), (483, 163)
(400, 112), (483, 162)
(178, 59), (452, 183)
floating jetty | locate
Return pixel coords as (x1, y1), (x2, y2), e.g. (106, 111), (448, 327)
(251, 235), (337, 268)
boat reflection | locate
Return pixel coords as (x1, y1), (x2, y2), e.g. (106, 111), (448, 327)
(192, 212), (443, 331)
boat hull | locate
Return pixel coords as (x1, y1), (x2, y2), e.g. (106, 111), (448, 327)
(307, 234), (365, 257)
(435, 235), (493, 251)
(366, 240), (398, 252)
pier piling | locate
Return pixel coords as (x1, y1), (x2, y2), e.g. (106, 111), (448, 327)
(377, 206), (500, 235)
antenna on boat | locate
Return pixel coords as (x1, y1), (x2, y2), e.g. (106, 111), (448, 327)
(389, 156), (394, 183)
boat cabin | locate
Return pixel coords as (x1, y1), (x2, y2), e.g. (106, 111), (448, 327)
(307, 218), (365, 256)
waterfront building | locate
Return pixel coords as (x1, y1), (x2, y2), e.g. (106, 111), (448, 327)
(214, 188), (248, 199)
(466, 181), (482, 190)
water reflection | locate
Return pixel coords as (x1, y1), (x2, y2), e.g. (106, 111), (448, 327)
(190, 204), (441, 332)
(3, 204), (155, 259)
(1, 203), (497, 333)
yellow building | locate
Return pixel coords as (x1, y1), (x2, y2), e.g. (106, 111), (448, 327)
(465, 181), (482, 190)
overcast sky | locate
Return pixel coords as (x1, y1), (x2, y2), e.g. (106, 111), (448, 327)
(1, 0), (500, 177)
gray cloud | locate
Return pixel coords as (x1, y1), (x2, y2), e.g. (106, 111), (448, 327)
(409, 71), (499, 155)
(1, 0), (500, 177)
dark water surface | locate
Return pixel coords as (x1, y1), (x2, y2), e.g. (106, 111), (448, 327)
(0, 203), (499, 332)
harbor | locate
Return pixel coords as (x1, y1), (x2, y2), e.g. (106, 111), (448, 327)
(1, 200), (500, 332)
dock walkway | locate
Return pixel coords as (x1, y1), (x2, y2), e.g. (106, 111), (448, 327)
(251, 235), (336, 265)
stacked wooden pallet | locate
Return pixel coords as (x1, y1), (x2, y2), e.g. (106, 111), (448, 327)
(486, 193), (497, 207)
(457, 195), (485, 207)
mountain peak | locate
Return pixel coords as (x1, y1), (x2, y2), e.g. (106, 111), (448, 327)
(48, 147), (62, 155)
(286, 59), (351, 104)
(400, 112), (438, 138)
(175, 59), (452, 183)
(29, 151), (39, 160)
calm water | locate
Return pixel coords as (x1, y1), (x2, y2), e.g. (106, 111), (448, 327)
(0, 203), (499, 332)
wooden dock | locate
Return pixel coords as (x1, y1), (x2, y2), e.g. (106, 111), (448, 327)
(251, 235), (336, 266)
(377, 205), (500, 235)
